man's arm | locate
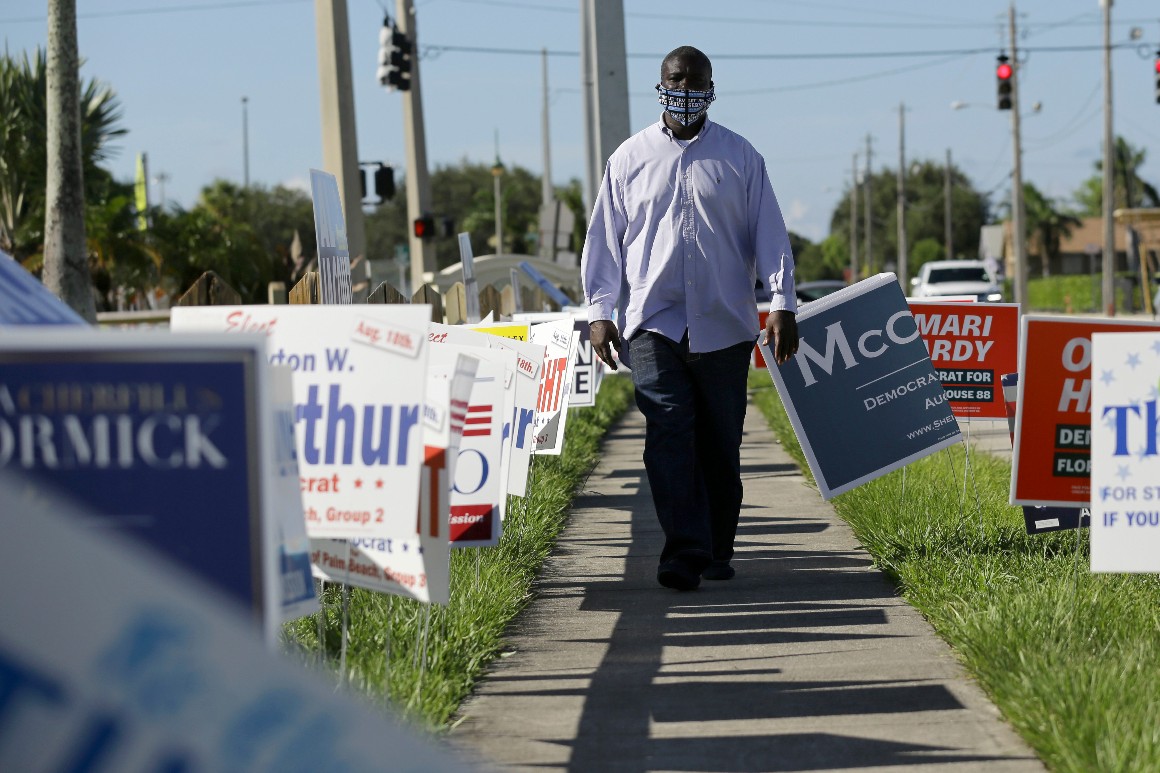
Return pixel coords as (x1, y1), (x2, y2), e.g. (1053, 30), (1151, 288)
(748, 153), (798, 364)
(581, 161), (628, 370)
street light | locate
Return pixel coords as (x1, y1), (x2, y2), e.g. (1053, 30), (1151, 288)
(491, 157), (505, 257)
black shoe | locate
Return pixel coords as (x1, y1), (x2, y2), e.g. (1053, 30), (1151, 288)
(657, 560), (701, 591)
(702, 561), (735, 581)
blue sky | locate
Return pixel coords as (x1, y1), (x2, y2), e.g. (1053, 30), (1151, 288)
(4, 0), (1159, 242)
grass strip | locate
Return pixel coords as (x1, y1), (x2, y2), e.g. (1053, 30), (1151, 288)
(285, 374), (635, 730)
(749, 372), (1160, 773)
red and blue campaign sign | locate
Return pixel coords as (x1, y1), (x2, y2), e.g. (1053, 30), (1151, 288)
(0, 330), (282, 638)
(908, 301), (1019, 419)
(761, 274), (962, 499)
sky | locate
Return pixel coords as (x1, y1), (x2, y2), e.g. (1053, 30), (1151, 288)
(3, 0), (1159, 243)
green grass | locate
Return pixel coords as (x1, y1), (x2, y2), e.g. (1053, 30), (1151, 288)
(284, 374), (635, 730)
(1018, 273), (1144, 313)
(749, 371), (1160, 773)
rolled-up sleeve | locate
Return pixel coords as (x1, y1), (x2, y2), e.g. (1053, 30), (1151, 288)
(581, 163), (627, 323)
(748, 156), (797, 314)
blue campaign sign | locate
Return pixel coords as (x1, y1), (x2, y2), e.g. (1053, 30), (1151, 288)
(762, 273), (962, 499)
(0, 331), (280, 636)
(0, 250), (87, 326)
(519, 260), (576, 308)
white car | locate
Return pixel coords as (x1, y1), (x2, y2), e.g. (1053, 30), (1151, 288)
(910, 260), (1003, 302)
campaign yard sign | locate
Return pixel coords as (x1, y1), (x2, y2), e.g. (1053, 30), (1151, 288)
(909, 301), (1019, 419)
(0, 474), (471, 772)
(0, 249), (88, 326)
(471, 323), (546, 497)
(1011, 316), (1160, 508)
(451, 360), (506, 547)
(309, 169), (354, 304)
(1090, 332), (1160, 572)
(0, 330), (283, 639)
(761, 273), (961, 500)
(1001, 372), (1089, 533)
(170, 305), (431, 540)
(529, 319), (580, 455)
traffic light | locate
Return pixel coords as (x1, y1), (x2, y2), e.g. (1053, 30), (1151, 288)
(377, 18), (412, 92)
(996, 54), (1013, 110)
(1154, 52), (1160, 104)
(374, 165), (395, 201)
(413, 215), (435, 239)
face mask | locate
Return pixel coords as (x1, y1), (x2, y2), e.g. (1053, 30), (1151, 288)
(656, 84), (715, 127)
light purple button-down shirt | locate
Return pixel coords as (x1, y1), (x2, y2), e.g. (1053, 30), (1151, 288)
(581, 117), (797, 355)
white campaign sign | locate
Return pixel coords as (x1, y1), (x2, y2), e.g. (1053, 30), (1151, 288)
(451, 359), (506, 547)
(311, 353), (480, 604)
(529, 319), (580, 455)
(470, 324), (545, 498)
(268, 366), (319, 621)
(171, 305), (431, 540)
(1090, 331), (1160, 572)
(0, 475), (470, 772)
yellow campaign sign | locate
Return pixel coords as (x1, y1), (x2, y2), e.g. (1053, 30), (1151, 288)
(134, 153), (148, 231)
(470, 322), (530, 342)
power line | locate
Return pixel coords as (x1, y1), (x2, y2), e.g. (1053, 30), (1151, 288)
(1, 0), (308, 24)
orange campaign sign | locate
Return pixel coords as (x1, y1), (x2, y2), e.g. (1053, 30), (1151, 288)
(907, 302), (1019, 419)
(1011, 315), (1160, 508)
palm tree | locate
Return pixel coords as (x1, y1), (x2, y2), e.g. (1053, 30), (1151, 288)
(1073, 136), (1160, 216)
(1022, 183), (1081, 278)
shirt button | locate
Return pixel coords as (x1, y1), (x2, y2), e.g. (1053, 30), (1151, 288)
(687, 280), (693, 286)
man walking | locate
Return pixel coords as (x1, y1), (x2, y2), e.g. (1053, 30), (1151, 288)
(581, 45), (799, 591)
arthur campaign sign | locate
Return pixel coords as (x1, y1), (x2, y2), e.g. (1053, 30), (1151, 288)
(1090, 332), (1160, 572)
(0, 475), (471, 771)
(0, 330), (283, 639)
(171, 305), (431, 540)
(761, 273), (961, 499)
(1011, 316), (1160, 508)
(909, 302), (1019, 419)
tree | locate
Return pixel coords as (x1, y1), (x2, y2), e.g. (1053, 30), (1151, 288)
(828, 159), (989, 277)
(0, 47), (125, 278)
(1021, 183), (1080, 278)
(1072, 136), (1160, 216)
(42, 0), (96, 320)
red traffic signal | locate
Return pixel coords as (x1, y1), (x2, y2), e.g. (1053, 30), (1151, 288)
(996, 54), (1013, 110)
(413, 215), (435, 239)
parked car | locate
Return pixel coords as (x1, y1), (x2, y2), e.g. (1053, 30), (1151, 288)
(909, 260), (1003, 302)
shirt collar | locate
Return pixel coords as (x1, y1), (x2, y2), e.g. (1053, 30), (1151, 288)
(657, 115), (713, 143)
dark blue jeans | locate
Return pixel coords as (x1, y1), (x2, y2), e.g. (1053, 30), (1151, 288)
(629, 331), (753, 572)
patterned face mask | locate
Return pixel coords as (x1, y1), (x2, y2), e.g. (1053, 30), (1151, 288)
(655, 84), (715, 127)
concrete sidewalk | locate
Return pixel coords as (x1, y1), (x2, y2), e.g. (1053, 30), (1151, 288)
(451, 392), (1043, 772)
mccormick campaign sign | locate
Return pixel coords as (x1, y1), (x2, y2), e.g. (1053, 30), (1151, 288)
(908, 301), (1019, 419)
(170, 305), (431, 540)
(0, 474), (471, 771)
(1001, 372), (1089, 534)
(1011, 316), (1160, 508)
(0, 330), (284, 639)
(761, 273), (961, 499)
(1090, 332), (1160, 572)
(309, 168), (354, 304)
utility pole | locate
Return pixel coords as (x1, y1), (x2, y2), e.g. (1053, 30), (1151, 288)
(579, 0), (596, 210)
(1101, 0), (1116, 315)
(583, 0), (629, 212)
(864, 134), (873, 275)
(896, 102), (908, 288)
(1009, 2), (1029, 311)
(945, 148), (954, 260)
(241, 96), (250, 188)
(314, 0), (366, 268)
(541, 47), (553, 211)
(850, 152), (859, 282)
(396, 0), (434, 292)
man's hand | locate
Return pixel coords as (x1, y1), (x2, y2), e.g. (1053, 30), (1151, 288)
(762, 310), (799, 365)
(589, 320), (623, 371)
